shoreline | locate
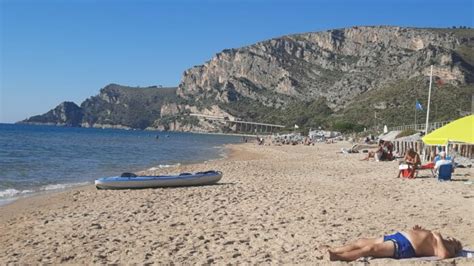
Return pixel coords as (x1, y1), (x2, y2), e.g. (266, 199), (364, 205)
(0, 143), (247, 223)
(0, 141), (239, 208)
(0, 182), (92, 207)
(0, 144), (242, 217)
(0, 182), (92, 208)
(1, 142), (473, 264)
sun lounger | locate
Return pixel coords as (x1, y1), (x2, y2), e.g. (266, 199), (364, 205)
(418, 162), (435, 177)
(399, 162), (436, 179)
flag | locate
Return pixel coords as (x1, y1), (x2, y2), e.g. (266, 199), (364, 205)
(416, 100), (423, 111)
(294, 124), (299, 129)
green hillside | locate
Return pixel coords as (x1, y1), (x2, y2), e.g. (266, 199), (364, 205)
(81, 84), (178, 129)
(339, 77), (473, 128)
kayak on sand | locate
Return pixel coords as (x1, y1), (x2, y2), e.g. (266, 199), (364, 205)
(95, 170), (223, 189)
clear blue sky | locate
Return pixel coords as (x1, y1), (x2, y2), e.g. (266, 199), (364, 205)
(1, 0), (473, 123)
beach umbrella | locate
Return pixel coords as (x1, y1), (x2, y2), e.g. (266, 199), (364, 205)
(422, 115), (474, 145)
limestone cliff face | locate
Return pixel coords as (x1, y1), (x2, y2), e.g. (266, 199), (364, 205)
(178, 26), (473, 109)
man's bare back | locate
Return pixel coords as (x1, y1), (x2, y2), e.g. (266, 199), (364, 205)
(404, 225), (461, 259)
(329, 225), (462, 261)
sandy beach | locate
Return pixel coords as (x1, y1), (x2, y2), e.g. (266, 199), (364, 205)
(1, 142), (473, 264)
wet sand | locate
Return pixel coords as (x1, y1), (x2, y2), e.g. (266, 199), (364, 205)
(1, 142), (473, 264)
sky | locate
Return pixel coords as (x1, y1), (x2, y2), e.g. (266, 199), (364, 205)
(1, 0), (473, 123)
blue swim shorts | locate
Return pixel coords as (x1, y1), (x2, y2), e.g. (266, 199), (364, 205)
(383, 232), (416, 259)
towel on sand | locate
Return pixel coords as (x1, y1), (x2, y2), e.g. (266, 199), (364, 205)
(402, 249), (474, 261)
(363, 249), (474, 261)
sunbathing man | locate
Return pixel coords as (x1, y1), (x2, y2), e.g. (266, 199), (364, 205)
(329, 225), (462, 261)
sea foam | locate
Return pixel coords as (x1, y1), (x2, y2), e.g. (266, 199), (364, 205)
(0, 188), (33, 198)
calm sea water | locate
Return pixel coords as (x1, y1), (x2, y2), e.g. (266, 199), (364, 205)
(0, 124), (241, 204)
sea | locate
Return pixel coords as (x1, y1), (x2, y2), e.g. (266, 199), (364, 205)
(0, 123), (241, 205)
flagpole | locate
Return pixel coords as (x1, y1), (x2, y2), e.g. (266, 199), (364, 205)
(424, 65), (433, 134)
(415, 99), (417, 130)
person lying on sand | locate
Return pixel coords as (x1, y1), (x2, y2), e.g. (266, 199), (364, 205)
(329, 225), (462, 261)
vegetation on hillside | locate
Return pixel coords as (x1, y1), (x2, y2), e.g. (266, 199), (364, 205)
(154, 115), (200, 131)
(81, 85), (178, 129)
(339, 77), (473, 130)
(221, 96), (333, 129)
(24, 102), (83, 127)
(210, 76), (473, 134)
(24, 78), (472, 134)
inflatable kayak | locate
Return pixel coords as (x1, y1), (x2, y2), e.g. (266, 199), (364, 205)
(95, 170), (223, 189)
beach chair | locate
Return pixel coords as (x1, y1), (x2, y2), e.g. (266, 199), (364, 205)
(418, 162), (435, 177)
(437, 164), (453, 181)
(417, 154), (454, 178)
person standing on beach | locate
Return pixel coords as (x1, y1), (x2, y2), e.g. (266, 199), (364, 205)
(329, 225), (462, 261)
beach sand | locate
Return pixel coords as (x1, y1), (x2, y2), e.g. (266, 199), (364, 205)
(1, 142), (473, 264)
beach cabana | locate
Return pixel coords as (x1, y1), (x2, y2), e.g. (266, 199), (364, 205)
(422, 115), (474, 145)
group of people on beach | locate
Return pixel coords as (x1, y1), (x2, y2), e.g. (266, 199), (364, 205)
(248, 134), (464, 262)
(359, 138), (455, 179)
(327, 138), (466, 262)
(360, 139), (394, 162)
(396, 148), (454, 178)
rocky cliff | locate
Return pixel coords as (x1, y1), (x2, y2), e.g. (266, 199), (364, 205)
(171, 26), (473, 131)
(178, 26), (473, 110)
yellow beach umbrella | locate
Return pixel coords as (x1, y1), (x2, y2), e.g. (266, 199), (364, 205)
(422, 115), (474, 145)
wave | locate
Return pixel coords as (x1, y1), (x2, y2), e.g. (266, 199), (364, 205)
(147, 163), (181, 171)
(41, 182), (90, 191)
(0, 188), (33, 198)
(206, 146), (229, 161)
(0, 182), (90, 200)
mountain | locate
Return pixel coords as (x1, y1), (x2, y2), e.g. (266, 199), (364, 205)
(174, 26), (474, 131)
(21, 26), (474, 133)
